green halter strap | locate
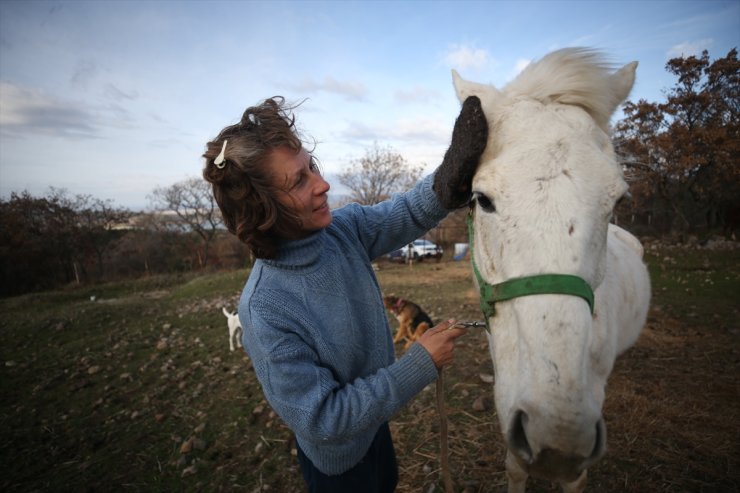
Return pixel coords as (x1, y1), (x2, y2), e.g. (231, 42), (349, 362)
(465, 213), (595, 330)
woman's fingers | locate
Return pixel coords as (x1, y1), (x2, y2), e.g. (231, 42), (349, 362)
(417, 319), (468, 369)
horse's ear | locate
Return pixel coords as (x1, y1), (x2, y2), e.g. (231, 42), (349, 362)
(452, 69), (495, 103)
(608, 61), (638, 113)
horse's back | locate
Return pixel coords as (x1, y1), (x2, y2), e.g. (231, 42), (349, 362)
(609, 224), (644, 258)
(606, 224), (651, 353)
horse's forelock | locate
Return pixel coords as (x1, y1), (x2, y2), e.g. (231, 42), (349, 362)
(503, 48), (619, 131)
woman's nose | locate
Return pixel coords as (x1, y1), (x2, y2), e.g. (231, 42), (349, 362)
(315, 174), (330, 194)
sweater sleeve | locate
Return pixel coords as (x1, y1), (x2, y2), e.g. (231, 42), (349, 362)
(333, 172), (449, 260)
(243, 300), (439, 446)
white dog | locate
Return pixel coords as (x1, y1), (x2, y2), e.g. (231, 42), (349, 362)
(222, 307), (243, 352)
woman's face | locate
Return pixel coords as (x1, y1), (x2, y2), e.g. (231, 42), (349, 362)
(270, 147), (332, 237)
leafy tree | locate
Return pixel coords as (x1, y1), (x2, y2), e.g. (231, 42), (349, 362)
(0, 191), (73, 294)
(148, 177), (223, 268)
(338, 142), (424, 205)
(0, 189), (131, 295)
(108, 228), (193, 277)
(47, 188), (132, 281)
(615, 48), (739, 236)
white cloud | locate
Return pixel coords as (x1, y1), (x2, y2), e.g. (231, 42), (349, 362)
(283, 76), (368, 101)
(340, 115), (449, 145)
(393, 85), (441, 104)
(442, 43), (491, 71)
(341, 120), (383, 142)
(0, 82), (98, 138)
(394, 117), (449, 142)
(509, 58), (531, 81)
(103, 83), (139, 102)
(70, 59), (99, 89)
(0, 81), (140, 139)
(667, 39), (714, 59)
(514, 58), (531, 72)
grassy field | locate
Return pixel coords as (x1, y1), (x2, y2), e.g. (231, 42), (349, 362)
(1, 244), (738, 492)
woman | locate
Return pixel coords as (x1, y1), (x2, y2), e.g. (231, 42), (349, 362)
(203, 96), (487, 492)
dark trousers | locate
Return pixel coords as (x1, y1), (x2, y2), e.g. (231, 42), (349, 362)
(296, 422), (399, 493)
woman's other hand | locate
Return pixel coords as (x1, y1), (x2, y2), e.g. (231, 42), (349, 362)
(416, 319), (467, 369)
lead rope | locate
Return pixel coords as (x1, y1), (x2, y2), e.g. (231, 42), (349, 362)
(436, 369), (454, 493)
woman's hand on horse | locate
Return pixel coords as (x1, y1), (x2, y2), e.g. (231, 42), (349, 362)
(417, 319), (468, 370)
(433, 95), (489, 209)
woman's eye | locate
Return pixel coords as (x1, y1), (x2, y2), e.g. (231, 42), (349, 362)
(473, 192), (496, 213)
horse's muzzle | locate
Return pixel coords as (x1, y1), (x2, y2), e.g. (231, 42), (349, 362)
(507, 409), (607, 482)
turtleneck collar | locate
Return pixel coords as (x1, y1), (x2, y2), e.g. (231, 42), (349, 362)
(262, 229), (326, 270)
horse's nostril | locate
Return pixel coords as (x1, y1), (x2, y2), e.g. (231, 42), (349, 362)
(589, 419), (607, 462)
(508, 410), (533, 463)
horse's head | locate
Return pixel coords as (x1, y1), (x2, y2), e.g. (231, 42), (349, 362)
(454, 48), (637, 481)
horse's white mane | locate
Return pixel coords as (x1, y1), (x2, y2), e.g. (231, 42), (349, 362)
(503, 48), (624, 130)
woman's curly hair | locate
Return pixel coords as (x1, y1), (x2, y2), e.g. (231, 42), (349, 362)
(203, 97), (306, 259)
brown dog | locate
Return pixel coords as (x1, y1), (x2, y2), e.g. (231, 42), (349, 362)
(383, 295), (434, 349)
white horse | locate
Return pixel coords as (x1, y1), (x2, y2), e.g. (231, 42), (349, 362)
(453, 48), (651, 493)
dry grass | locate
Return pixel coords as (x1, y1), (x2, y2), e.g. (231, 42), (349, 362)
(378, 257), (739, 493)
(0, 246), (738, 492)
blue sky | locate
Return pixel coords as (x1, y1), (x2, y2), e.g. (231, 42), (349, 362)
(1, 0), (738, 210)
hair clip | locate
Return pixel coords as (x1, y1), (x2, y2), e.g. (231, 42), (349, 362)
(214, 140), (228, 168)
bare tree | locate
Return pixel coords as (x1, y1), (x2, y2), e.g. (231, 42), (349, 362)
(338, 142), (424, 205)
(148, 177), (223, 268)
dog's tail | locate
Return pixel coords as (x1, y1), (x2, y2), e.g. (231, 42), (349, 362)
(222, 307), (233, 318)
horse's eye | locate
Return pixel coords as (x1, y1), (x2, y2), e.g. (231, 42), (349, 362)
(473, 192), (496, 213)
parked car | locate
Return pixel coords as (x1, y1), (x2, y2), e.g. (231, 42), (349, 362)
(387, 239), (443, 262)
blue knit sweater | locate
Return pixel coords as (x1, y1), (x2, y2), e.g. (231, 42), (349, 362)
(238, 174), (447, 475)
